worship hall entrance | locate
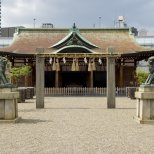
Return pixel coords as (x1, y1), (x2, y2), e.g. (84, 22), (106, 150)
(61, 71), (88, 87)
(44, 70), (107, 88)
(93, 71), (106, 87)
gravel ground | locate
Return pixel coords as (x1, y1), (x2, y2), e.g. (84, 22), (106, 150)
(0, 97), (154, 154)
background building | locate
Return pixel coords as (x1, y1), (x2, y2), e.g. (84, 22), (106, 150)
(135, 36), (154, 48)
(0, 26), (24, 47)
(42, 23), (54, 29)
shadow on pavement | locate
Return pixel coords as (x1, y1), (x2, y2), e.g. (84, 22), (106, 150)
(18, 118), (53, 124)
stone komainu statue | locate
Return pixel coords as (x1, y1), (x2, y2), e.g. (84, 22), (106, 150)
(145, 56), (154, 85)
(0, 56), (11, 85)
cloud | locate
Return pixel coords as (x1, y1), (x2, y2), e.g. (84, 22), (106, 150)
(1, 0), (154, 34)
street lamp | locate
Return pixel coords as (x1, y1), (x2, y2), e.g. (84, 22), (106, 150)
(99, 17), (101, 28)
(33, 18), (36, 28)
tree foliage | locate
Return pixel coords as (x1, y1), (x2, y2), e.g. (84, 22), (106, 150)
(136, 69), (149, 85)
(11, 65), (32, 79)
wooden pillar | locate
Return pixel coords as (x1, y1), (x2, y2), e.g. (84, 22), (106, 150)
(55, 71), (59, 87)
(90, 71), (93, 88)
(107, 57), (116, 108)
(120, 64), (124, 87)
(25, 75), (29, 87)
(134, 60), (137, 86)
(11, 58), (14, 67)
(24, 59), (28, 87)
(28, 59), (33, 86)
(24, 59), (33, 87)
(36, 55), (44, 108)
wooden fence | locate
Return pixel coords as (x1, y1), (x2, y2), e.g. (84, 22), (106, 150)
(44, 87), (136, 97)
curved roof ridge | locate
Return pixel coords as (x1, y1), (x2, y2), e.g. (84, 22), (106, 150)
(51, 31), (73, 48)
(51, 25), (98, 49)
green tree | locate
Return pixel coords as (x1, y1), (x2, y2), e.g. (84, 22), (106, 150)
(136, 69), (149, 85)
(11, 65), (32, 80)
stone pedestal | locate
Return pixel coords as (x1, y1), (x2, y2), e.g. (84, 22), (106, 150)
(0, 88), (21, 123)
(135, 85), (154, 124)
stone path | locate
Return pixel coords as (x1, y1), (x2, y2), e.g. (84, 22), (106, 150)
(0, 97), (154, 154)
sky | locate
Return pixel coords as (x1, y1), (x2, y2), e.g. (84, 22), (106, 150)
(2, 0), (154, 34)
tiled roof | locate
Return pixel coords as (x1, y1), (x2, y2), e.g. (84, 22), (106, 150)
(0, 28), (153, 55)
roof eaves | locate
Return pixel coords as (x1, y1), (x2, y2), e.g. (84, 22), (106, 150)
(54, 45), (96, 54)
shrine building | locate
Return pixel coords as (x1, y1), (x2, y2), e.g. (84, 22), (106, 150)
(0, 24), (154, 90)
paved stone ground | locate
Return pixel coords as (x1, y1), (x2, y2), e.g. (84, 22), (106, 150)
(0, 97), (154, 154)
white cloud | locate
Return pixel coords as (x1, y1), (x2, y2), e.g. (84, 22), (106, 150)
(1, 0), (154, 34)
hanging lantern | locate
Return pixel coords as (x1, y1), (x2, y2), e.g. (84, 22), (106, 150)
(52, 58), (56, 71)
(56, 58), (60, 71)
(88, 59), (92, 71)
(98, 58), (102, 65)
(84, 57), (87, 64)
(75, 59), (79, 71)
(63, 57), (66, 64)
(49, 57), (52, 64)
(92, 58), (96, 71)
(71, 59), (76, 71)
